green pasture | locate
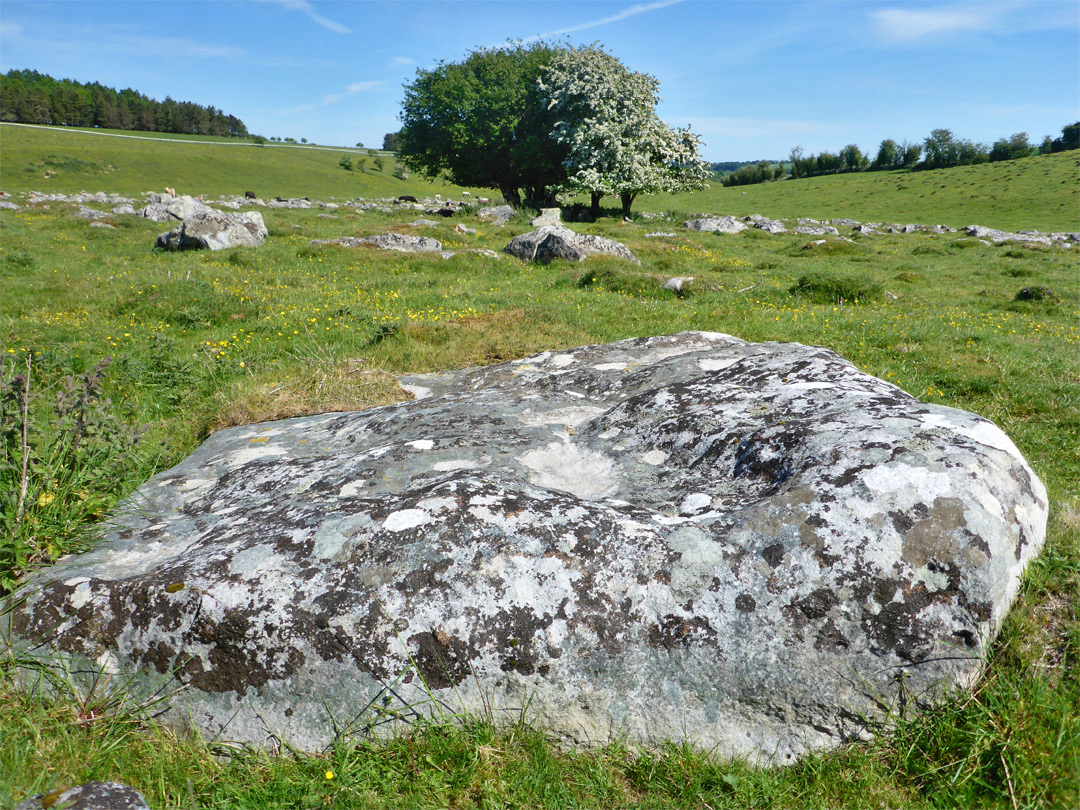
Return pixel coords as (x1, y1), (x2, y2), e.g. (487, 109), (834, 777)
(0, 123), (475, 201)
(651, 151), (1080, 233)
(0, 139), (1078, 808)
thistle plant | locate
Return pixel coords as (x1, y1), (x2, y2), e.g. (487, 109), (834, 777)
(0, 356), (145, 593)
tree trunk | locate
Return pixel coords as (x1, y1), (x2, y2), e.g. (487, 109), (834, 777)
(498, 184), (521, 209)
(620, 192), (636, 218)
(590, 192), (602, 219)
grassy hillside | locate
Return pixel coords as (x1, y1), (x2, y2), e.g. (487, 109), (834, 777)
(1, 183), (1078, 807)
(0, 123), (487, 200)
(2, 123), (1078, 231)
(649, 151), (1080, 232)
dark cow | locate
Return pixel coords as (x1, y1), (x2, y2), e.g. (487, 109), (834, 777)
(245, 191), (256, 199)
(397, 195), (418, 203)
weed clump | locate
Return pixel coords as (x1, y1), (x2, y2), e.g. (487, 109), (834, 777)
(789, 271), (883, 304)
(1014, 286), (1057, 302)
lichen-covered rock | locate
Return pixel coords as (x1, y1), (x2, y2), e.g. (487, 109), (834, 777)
(14, 781), (150, 810)
(137, 195), (214, 223)
(684, 216), (746, 234)
(311, 233), (443, 253)
(505, 225), (639, 265)
(155, 211), (268, 251)
(6, 333), (1046, 764)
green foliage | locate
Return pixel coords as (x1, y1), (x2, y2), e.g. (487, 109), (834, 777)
(339, 155), (353, 171)
(399, 43), (567, 208)
(0, 68), (247, 136)
(382, 131), (401, 152)
(538, 44), (709, 216)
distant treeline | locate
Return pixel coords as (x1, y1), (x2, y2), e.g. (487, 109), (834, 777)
(0, 69), (249, 138)
(723, 122), (1079, 187)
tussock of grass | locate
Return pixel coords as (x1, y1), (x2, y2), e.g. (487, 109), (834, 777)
(789, 271), (883, 304)
(210, 363), (411, 431)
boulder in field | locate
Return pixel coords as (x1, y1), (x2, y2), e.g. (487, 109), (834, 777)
(684, 216), (747, 234)
(311, 233), (443, 253)
(505, 224), (638, 265)
(6, 333), (1047, 764)
(155, 210), (268, 251)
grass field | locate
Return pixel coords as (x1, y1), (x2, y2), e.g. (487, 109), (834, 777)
(0, 123), (480, 201)
(1, 128), (1078, 808)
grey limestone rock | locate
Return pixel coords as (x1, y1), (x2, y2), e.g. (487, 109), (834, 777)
(0, 200), (22, 210)
(137, 195), (214, 223)
(312, 233), (443, 253)
(15, 781), (150, 810)
(965, 225), (1052, 245)
(155, 211), (268, 251)
(684, 216), (747, 234)
(477, 205), (515, 226)
(531, 207), (562, 227)
(6, 333), (1047, 765)
(505, 224), (639, 265)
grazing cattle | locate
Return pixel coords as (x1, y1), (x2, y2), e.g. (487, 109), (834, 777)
(245, 191), (256, 199)
(397, 195), (418, 203)
(436, 208), (455, 217)
(462, 191), (471, 197)
(164, 187), (176, 197)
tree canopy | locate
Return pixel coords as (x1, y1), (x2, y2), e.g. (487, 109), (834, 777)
(537, 45), (709, 216)
(0, 69), (248, 137)
(398, 43), (568, 209)
(397, 43), (707, 213)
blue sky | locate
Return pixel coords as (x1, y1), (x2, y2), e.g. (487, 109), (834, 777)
(1, 0), (1077, 161)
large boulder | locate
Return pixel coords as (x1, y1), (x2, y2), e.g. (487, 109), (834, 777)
(6, 333), (1046, 764)
(137, 195), (214, 223)
(505, 225), (639, 265)
(155, 211), (267, 251)
(477, 205), (515, 226)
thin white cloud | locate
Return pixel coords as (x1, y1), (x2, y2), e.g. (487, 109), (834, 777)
(518, 0), (683, 44)
(0, 22), (25, 37)
(391, 56), (415, 67)
(872, 5), (995, 42)
(255, 0), (351, 34)
(281, 80), (384, 114)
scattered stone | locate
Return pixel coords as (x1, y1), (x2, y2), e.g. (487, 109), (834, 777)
(793, 225), (840, 236)
(965, 225), (1052, 245)
(155, 211), (268, 251)
(663, 276), (694, 294)
(853, 224), (883, 235)
(477, 205), (516, 226)
(312, 233), (443, 253)
(409, 219), (439, 227)
(15, 781), (150, 810)
(72, 206), (111, 220)
(644, 232), (677, 238)
(531, 208), (562, 227)
(111, 204), (136, 215)
(8, 332), (1047, 764)
(455, 224), (478, 235)
(88, 221), (116, 229)
(505, 224), (639, 265)
(0, 200), (21, 210)
(684, 216), (747, 234)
